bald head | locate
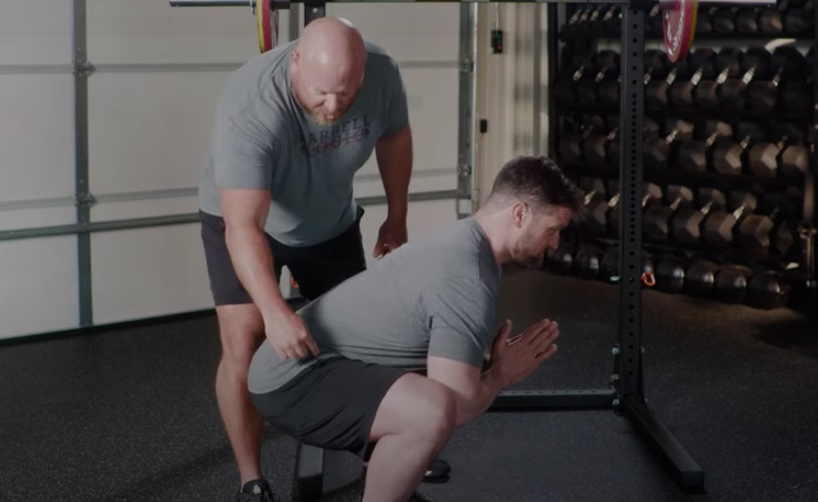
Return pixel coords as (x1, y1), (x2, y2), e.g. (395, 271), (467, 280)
(290, 17), (367, 125)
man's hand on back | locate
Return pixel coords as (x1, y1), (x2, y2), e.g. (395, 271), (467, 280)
(487, 318), (560, 387)
(373, 216), (408, 258)
(266, 309), (320, 360)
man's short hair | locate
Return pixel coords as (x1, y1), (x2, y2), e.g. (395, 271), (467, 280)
(488, 155), (583, 214)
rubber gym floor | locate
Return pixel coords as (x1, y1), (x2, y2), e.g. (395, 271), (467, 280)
(1, 266), (816, 502)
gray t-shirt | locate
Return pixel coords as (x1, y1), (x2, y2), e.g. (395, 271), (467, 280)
(198, 39), (409, 246)
(248, 217), (503, 394)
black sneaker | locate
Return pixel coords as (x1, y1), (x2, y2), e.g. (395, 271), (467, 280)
(236, 479), (279, 502)
(362, 457), (451, 483)
(359, 491), (432, 502)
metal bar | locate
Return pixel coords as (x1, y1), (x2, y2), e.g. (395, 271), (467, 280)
(0, 64), (74, 75)
(91, 62), (244, 73)
(73, 0), (93, 328)
(0, 196), (77, 213)
(546, 2), (561, 157)
(94, 188), (198, 203)
(488, 389), (617, 411)
(804, 2), (818, 294)
(355, 167), (455, 183)
(0, 191), (457, 242)
(532, 3), (542, 156)
(617, 5), (645, 399)
(456, 2), (477, 219)
(623, 396), (705, 489)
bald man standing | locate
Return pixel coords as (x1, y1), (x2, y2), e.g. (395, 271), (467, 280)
(197, 17), (449, 501)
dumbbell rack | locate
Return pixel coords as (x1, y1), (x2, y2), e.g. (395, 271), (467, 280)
(548, 0), (818, 312)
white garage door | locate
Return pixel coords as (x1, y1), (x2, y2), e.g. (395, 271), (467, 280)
(0, 1), (475, 340)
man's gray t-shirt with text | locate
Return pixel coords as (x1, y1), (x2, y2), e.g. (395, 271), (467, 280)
(248, 217), (503, 394)
(198, 39), (408, 246)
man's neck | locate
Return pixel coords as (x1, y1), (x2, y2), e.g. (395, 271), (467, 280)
(472, 209), (510, 266)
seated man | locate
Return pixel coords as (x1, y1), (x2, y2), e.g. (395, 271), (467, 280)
(247, 155), (583, 502)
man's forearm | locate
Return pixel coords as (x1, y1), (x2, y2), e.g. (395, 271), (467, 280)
(451, 368), (507, 427)
(224, 224), (289, 322)
(375, 126), (413, 221)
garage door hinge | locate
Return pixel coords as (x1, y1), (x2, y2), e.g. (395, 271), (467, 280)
(459, 59), (474, 73)
(72, 63), (94, 76)
(458, 164), (472, 177)
(75, 193), (97, 207)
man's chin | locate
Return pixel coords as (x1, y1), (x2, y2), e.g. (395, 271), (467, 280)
(513, 255), (545, 270)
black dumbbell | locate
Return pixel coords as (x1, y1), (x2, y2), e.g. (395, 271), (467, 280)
(714, 263), (754, 304)
(560, 6), (593, 34)
(702, 191), (759, 248)
(603, 6), (622, 35)
(559, 115), (607, 162)
(574, 243), (606, 280)
(747, 45), (808, 113)
(671, 188), (727, 244)
(711, 122), (768, 176)
(711, 7), (738, 33)
(609, 182), (663, 236)
(746, 121), (809, 178)
(599, 245), (655, 283)
(585, 180), (619, 235)
(654, 253), (688, 294)
(546, 239), (575, 275)
(697, 7), (718, 34)
(685, 257), (723, 299)
(735, 8), (763, 33)
(582, 124), (619, 164)
(644, 185), (695, 242)
(576, 50), (620, 104)
(784, 0), (815, 33)
(758, 0), (794, 33)
(677, 120), (733, 173)
(736, 187), (803, 261)
(646, 60), (692, 109)
(745, 268), (793, 310)
(695, 48), (743, 109)
(555, 50), (595, 103)
(644, 118), (695, 170)
(646, 3), (665, 35)
(605, 118), (661, 166)
(669, 48), (717, 108)
(600, 50), (669, 108)
(720, 48), (772, 112)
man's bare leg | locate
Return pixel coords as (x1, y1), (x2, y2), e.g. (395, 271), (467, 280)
(215, 303), (266, 485)
(363, 374), (456, 502)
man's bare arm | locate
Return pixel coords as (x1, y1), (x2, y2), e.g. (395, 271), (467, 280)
(375, 125), (413, 222)
(426, 356), (507, 427)
(220, 188), (290, 323)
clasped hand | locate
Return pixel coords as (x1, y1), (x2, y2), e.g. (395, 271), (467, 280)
(489, 318), (560, 387)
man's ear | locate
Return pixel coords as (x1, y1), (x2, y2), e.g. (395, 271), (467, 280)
(511, 201), (528, 228)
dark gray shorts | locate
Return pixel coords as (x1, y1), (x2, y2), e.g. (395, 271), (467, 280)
(199, 207), (366, 304)
(250, 356), (406, 458)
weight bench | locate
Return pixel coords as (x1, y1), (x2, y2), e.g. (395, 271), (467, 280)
(292, 442), (325, 501)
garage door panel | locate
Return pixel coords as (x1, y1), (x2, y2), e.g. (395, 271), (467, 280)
(0, 236), (78, 339)
(90, 224), (213, 325)
(87, 72), (229, 195)
(354, 169), (456, 200)
(355, 67), (459, 178)
(86, 0), (257, 64)
(326, 4), (460, 63)
(358, 199), (458, 269)
(0, 208), (76, 234)
(0, 1), (72, 65)
(0, 75), (75, 203)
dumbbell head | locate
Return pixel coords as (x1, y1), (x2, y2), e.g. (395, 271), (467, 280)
(644, 118), (695, 169)
(747, 121), (804, 178)
(669, 48), (717, 107)
(671, 187), (727, 244)
(559, 115), (606, 162)
(711, 122), (768, 175)
(654, 253), (687, 293)
(702, 191), (759, 247)
(677, 121), (733, 173)
(643, 185), (694, 241)
(745, 270), (792, 310)
(585, 180), (619, 235)
(737, 188), (803, 260)
(684, 258), (722, 299)
(599, 245), (654, 282)
(573, 244), (605, 280)
(695, 48), (743, 109)
(646, 59), (692, 108)
(546, 239), (575, 275)
(609, 182), (661, 235)
(714, 264), (754, 304)
(576, 50), (620, 103)
(720, 48), (772, 110)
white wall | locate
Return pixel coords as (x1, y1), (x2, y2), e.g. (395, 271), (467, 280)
(473, 3), (549, 207)
(0, 1), (465, 340)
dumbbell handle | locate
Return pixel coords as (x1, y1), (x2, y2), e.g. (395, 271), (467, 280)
(669, 195), (688, 211)
(732, 202), (752, 219)
(739, 134), (752, 150)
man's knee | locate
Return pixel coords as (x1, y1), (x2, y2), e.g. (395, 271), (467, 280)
(216, 304), (265, 371)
